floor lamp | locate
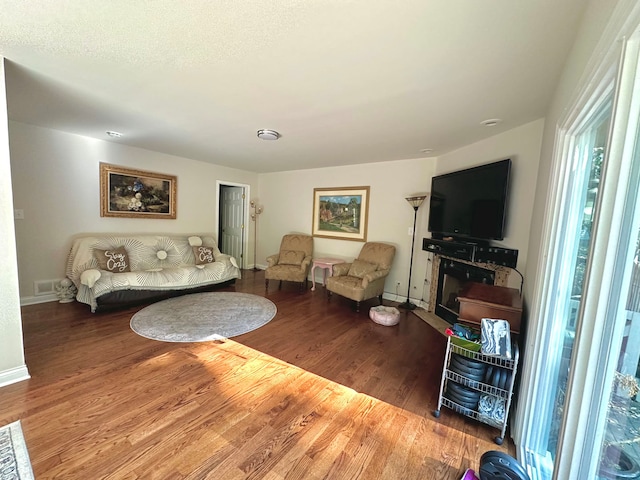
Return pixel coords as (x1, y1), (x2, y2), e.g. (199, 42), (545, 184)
(399, 195), (427, 310)
(250, 200), (263, 271)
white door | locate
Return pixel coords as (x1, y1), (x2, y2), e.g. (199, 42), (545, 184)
(220, 185), (245, 268)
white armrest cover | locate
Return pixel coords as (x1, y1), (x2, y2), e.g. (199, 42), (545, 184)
(81, 269), (102, 288)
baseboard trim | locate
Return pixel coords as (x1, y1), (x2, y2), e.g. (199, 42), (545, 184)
(382, 292), (424, 307)
(0, 365), (30, 388)
(24, 292), (416, 307)
(21, 294), (58, 306)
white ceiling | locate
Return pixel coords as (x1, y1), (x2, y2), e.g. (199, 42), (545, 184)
(0, 1), (588, 173)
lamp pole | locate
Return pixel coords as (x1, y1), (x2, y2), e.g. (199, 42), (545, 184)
(399, 195), (427, 310)
(250, 200), (263, 271)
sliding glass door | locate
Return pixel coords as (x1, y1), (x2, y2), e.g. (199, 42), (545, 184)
(594, 191), (640, 478)
(543, 102), (612, 467)
(518, 88), (614, 479)
(517, 14), (640, 479)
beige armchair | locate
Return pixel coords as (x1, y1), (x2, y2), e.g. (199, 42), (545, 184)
(265, 234), (313, 292)
(326, 242), (396, 312)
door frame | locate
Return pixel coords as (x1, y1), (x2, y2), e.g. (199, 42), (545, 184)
(216, 180), (251, 269)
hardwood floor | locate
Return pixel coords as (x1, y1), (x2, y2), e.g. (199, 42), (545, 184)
(1, 270), (516, 479)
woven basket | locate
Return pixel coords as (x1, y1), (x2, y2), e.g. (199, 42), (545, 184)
(369, 306), (400, 326)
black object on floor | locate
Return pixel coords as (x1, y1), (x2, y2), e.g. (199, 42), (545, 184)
(479, 451), (530, 480)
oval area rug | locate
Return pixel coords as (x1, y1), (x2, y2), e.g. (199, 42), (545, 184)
(130, 292), (277, 342)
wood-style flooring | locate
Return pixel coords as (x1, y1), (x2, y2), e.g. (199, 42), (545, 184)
(1, 270), (516, 479)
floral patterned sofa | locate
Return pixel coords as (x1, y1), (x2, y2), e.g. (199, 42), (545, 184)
(66, 234), (241, 312)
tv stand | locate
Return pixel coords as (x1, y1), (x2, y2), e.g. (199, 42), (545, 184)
(422, 237), (518, 268)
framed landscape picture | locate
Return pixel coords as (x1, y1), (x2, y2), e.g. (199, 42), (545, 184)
(312, 186), (370, 241)
(100, 163), (177, 219)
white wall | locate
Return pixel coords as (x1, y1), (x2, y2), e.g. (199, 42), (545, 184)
(257, 119), (543, 305)
(0, 60), (29, 386)
(436, 119), (545, 288)
(9, 121), (258, 301)
(259, 158), (437, 304)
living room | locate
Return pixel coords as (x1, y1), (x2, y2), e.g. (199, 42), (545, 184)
(2, 0), (640, 478)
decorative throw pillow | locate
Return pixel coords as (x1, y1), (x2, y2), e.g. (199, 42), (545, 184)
(348, 259), (377, 278)
(94, 247), (131, 273)
(193, 246), (216, 265)
(278, 250), (305, 265)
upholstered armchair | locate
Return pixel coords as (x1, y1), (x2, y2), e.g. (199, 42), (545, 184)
(265, 234), (314, 292)
(326, 242), (396, 312)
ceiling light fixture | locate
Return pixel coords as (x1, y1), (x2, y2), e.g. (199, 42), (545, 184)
(420, 148), (433, 154)
(480, 119), (502, 127)
(257, 129), (280, 140)
(106, 130), (123, 138)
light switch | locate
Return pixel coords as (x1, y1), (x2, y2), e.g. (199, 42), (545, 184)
(14, 209), (24, 220)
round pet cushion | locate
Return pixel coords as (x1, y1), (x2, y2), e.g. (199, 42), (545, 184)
(369, 306), (400, 326)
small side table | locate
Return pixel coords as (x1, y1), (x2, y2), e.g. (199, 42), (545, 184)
(311, 258), (345, 291)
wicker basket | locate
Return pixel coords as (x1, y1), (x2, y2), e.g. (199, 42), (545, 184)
(369, 306), (400, 326)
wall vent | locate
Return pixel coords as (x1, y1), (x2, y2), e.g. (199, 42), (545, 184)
(34, 279), (59, 296)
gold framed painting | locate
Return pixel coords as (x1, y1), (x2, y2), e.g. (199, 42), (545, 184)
(312, 186), (370, 241)
(100, 163), (177, 219)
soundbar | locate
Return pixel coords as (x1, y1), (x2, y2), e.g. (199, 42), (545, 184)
(421, 238), (475, 261)
(422, 238), (518, 268)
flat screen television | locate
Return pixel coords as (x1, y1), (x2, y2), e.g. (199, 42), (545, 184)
(428, 158), (511, 242)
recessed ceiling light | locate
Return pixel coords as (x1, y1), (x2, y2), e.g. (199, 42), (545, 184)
(257, 129), (280, 140)
(106, 131), (123, 138)
(480, 119), (502, 127)
(420, 148), (433, 154)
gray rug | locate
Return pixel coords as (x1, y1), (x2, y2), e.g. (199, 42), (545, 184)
(0, 420), (34, 480)
(130, 292), (277, 342)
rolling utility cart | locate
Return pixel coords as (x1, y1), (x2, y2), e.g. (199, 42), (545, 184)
(434, 335), (519, 445)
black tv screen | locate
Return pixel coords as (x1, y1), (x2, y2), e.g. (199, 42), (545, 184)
(428, 159), (511, 241)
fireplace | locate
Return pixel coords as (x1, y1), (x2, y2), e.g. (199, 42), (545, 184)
(429, 255), (511, 324)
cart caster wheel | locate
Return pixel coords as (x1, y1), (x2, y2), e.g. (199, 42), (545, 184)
(433, 410), (440, 418)
(494, 436), (503, 445)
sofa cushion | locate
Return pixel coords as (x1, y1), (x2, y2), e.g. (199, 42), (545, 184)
(94, 247), (131, 273)
(348, 259), (377, 278)
(193, 246), (216, 265)
(279, 250), (305, 266)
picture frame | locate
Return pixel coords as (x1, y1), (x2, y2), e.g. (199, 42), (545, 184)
(100, 163), (177, 219)
(312, 186), (370, 241)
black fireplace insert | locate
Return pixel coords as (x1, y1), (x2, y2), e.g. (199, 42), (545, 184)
(435, 259), (495, 324)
